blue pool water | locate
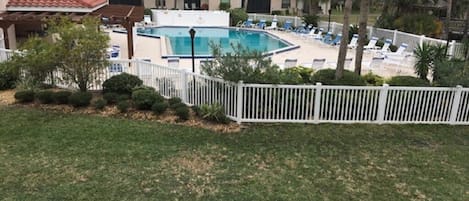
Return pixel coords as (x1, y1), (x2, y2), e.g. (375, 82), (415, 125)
(136, 27), (292, 57)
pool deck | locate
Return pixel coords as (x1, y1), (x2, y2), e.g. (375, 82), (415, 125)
(108, 28), (416, 78)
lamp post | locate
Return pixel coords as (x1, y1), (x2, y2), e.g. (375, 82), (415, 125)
(189, 28), (196, 73)
(327, 9), (332, 32)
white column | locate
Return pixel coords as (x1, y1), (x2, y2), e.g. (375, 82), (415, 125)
(449, 85), (463, 124)
(313, 82), (322, 123)
(236, 80), (244, 124)
(376, 84), (389, 124)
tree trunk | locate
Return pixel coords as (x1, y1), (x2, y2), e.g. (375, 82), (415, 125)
(354, 0), (369, 75)
(445, 0), (453, 40)
(463, 11), (469, 41)
(335, 0), (353, 80)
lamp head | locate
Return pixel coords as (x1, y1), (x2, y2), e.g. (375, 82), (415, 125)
(189, 28), (196, 39)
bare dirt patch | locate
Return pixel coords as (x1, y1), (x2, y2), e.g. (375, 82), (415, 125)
(0, 90), (16, 105)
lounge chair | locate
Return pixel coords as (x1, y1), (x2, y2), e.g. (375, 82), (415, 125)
(348, 34), (358, 49)
(384, 43), (411, 57)
(327, 34), (342, 46)
(240, 18), (254, 28)
(321, 32), (333, 43)
(293, 24), (308, 34)
(168, 57), (180, 68)
(144, 15), (152, 25)
(279, 20), (292, 31)
(301, 27), (317, 38)
(265, 19), (278, 30)
(364, 37), (379, 50)
(255, 19), (267, 29)
(367, 57), (385, 69)
(311, 28), (324, 40)
(312, 58), (326, 69)
(379, 39), (392, 53)
(283, 59), (298, 69)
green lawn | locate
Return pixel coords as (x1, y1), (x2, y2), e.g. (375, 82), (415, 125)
(0, 106), (468, 200)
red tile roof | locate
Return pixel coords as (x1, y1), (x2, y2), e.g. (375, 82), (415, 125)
(7, 0), (107, 8)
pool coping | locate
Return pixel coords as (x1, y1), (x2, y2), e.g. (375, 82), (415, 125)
(113, 26), (300, 59)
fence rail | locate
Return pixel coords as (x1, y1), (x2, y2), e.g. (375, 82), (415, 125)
(248, 14), (465, 59)
(1, 49), (468, 125)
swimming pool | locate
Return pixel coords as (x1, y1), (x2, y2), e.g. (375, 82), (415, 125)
(136, 27), (298, 58)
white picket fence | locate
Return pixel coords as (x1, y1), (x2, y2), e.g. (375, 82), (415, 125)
(1, 48), (469, 125)
(248, 14), (465, 59)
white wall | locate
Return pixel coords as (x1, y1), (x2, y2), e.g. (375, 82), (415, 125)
(0, 28), (4, 49)
(152, 10), (230, 27)
(0, 0), (7, 12)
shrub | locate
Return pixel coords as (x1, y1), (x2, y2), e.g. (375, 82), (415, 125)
(152, 101), (169, 115)
(14, 90), (35, 103)
(103, 92), (119, 104)
(0, 62), (19, 90)
(168, 97), (182, 107)
(228, 8), (248, 26)
(174, 105), (190, 121)
(192, 106), (201, 116)
(170, 102), (186, 110)
(302, 15), (319, 27)
(117, 94), (130, 101)
(102, 73), (143, 95)
(132, 89), (158, 110)
(219, 2), (230, 10)
(311, 69), (366, 86)
(132, 85), (156, 92)
(117, 100), (129, 113)
(199, 103), (229, 124)
(52, 91), (72, 104)
(94, 98), (107, 110)
(387, 76), (430, 87)
(271, 10), (283, 15)
(35, 90), (54, 104)
(68, 91), (93, 107)
(362, 72), (384, 86)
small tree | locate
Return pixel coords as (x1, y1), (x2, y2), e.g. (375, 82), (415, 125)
(49, 17), (109, 91)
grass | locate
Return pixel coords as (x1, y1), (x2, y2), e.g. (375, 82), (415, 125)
(0, 106), (468, 200)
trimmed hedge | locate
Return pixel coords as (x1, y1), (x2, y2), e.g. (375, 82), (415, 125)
(174, 105), (190, 121)
(311, 69), (366, 86)
(152, 101), (169, 115)
(117, 100), (129, 113)
(102, 73), (143, 95)
(14, 90), (35, 103)
(387, 76), (430, 87)
(36, 90), (54, 104)
(68, 92), (93, 107)
(94, 99), (107, 110)
(131, 89), (159, 110)
(52, 91), (72, 104)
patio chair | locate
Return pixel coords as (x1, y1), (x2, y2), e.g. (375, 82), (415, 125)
(327, 34), (342, 46)
(279, 20), (293, 31)
(311, 28), (324, 40)
(379, 39), (393, 53)
(255, 19), (267, 29)
(240, 18), (254, 28)
(312, 58), (326, 69)
(283, 59), (298, 69)
(168, 57), (180, 68)
(384, 43), (412, 57)
(293, 23), (308, 34)
(364, 37), (379, 50)
(321, 32), (333, 43)
(367, 57), (385, 69)
(348, 34), (358, 49)
(144, 15), (152, 25)
(301, 27), (317, 38)
(265, 19), (278, 30)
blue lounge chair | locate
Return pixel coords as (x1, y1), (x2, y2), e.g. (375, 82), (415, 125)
(256, 19), (267, 29)
(239, 18), (253, 28)
(279, 20), (292, 31)
(326, 34), (342, 46)
(318, 31), (331, 41)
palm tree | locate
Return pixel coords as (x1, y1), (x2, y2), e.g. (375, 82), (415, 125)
(335, 0), (353, 79)
(354, 0), (369, 75)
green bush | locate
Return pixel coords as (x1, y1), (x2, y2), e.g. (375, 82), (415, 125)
(219, 2), (230, 10)
(170, 102), (186, 110)
(302, 15), (319, 27)
(94, 98), (107, 110)
(281, 66), (314, 84)
(192, 106), (201, 116)
(362, 72), (384, 86)
(131, 89), (158, 110)
(432, 60), (468, 87)
(144, 8), (152, 15)
(311, 69), (366, 86)
(174, 105), (190, 121)
(52, 91), (72, 104)
(14, 90), (35, 103)
(228, 8), (248, 26)
(117, 100), (129, 113)
(68, 91), (93, 107)
(393, 14), (441, 37)
(152, 101), (169, 115)
(168, 97), (182, 107)
(271, 10), (283, 15)
(102, 73), (143, 95)
(199, 103), (229, 124)
(103, 92), (119, 104)
(0, 62), (19, 90)
(387, 76), (430, 87)
(35, 90), (54, 104)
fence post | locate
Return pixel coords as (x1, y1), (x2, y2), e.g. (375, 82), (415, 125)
(449, 85), (463, 124)
(393, 30), (398, 45)
(236, 80), (244, 124)
(448, 40), (456, 58)
(253, 13), (257, 21)
(180, 70), (188, 104)
(368, 26), (373, 38)
(376, 84), (389, 124)
(419, 35), (425, 47)
(313, 82), (322, 124)
(294, 16), (298, 27)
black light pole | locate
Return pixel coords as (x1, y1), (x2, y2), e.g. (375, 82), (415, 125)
(189, 28), (196, 73)
(327, 9), (332, 32)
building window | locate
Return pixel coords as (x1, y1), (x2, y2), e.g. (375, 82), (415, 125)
(282, 0), (290, 8)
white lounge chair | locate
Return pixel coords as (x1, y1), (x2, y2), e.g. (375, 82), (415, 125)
(283, 59), (298, 69)
(364, 37), (379, 50)
(348, 34), (358, 49)
(384, 43), (412, 57)
(312, 58), (326, 69)
(143, 15), (152, 25)
(265, 19), (278, 30)
(168, 58), (180, 68)
(301, 27), (317, 38)
(311, 28), (324, 40)
(367, 57), (385, 69)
